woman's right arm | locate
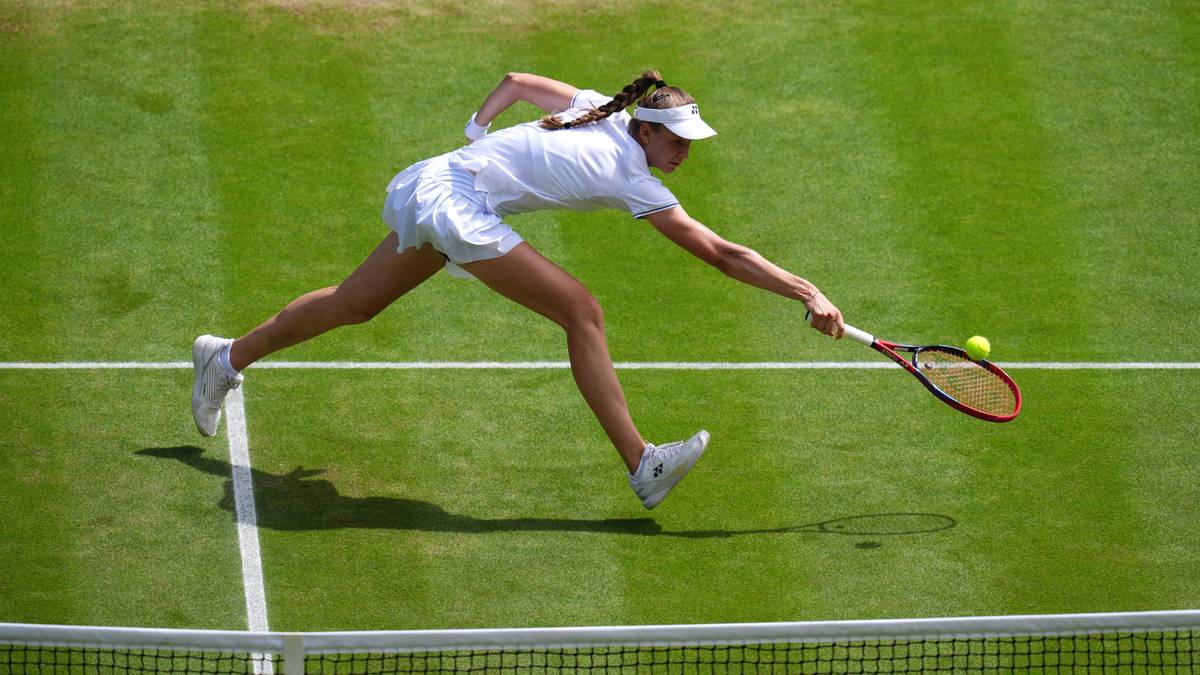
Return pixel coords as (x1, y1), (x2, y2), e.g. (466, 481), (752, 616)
(473, 73), (579, 126)
(646, 206), (845, 338)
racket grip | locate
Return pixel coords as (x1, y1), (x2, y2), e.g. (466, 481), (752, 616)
(805, 311), (875, 346)
(841, 323), (875, 346)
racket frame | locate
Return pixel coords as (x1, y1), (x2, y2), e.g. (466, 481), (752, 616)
(813, 316), (1022, 422)
(874, 337), (1021, 423)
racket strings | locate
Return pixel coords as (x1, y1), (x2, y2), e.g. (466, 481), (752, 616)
(916, 348), (1018, 416)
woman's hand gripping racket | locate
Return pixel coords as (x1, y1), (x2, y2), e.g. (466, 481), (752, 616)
(807, 312), (1022, 422)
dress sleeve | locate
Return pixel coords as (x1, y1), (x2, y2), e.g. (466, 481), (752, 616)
(624, 176), (680, 219)
(569, 89), (611, 110)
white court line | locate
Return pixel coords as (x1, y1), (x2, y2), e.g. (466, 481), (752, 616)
(1, 361), (1199, 370)
(0, 362), (194, 369)
(225, 387), (274, 675)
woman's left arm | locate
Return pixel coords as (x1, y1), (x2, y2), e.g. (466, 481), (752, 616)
(465, 73), (579, 143)
(646, 206), (845, 338)
(474, 73), (579, 125)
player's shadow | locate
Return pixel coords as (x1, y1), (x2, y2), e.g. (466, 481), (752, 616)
(137, 446), (660, 535)
(136, 446), (956, 540)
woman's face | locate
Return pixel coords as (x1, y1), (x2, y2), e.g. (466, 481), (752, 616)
(636, 124), (692, 174)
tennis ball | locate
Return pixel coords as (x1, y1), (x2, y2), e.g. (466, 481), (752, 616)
(965, 335), (991, 361)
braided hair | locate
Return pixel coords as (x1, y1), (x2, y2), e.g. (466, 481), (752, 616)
(540, 70), (691, 131)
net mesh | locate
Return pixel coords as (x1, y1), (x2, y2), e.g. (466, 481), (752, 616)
(915, 347), (1018, 417)
(4, 632), (1197, 674)
(0, 644), (272, 674)
(3, 615), (1198, 675)
(304, 633), (1198, 674)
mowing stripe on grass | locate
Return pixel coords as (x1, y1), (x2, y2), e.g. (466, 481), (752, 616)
(225, 386), (272, 664)
(0, 361), (1198, 370)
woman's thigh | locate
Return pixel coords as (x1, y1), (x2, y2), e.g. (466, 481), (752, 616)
(335, 232), (446, 319)
(459, 242), (596, 328)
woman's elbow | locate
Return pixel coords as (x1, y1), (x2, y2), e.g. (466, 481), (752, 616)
(502, 72), (534, 88)
(495, 72), (523, 95)
(709, 243), (747, 273)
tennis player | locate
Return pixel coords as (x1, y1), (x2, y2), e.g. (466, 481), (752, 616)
(192, 70), (844, 509)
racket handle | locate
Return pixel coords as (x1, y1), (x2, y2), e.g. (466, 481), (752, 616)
(805, 311), (875, 346)
(841, 323), (875, 346)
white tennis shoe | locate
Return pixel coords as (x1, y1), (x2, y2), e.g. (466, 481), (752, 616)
(192, 335), (242, 437)
(628, 430), (710, 509)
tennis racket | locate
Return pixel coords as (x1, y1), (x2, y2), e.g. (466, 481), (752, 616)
(808, 312), (1022, 422)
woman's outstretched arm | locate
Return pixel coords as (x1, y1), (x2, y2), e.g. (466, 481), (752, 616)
(646, 206), (845, 338)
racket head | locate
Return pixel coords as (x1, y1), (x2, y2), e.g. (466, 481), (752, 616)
(905, 345), (1022, 422)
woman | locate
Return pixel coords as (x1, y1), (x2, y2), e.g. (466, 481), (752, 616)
(192, 70), (845, 510)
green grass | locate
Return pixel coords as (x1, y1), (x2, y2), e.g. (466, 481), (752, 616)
(0, 371), (246, 628)
(2, 0), (1199, 633)
(232, 369), (1200, 629)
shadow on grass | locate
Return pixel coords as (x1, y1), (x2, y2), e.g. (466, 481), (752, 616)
(137, 446), (955, 540)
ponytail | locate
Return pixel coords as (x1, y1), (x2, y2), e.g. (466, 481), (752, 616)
(540, 70), (666, 130)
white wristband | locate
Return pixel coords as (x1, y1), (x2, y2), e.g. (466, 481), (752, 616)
(465, 113), (490, 142)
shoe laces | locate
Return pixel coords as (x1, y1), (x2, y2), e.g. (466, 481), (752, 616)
(649, 439), (687, 462)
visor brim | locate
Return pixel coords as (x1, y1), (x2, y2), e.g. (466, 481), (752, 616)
(664, 118), (718, 140)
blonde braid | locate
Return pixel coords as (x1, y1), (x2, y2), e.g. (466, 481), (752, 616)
(540, 70), (665, 130)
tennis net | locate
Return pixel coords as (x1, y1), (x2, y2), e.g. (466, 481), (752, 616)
(2, 610), (1197, 674)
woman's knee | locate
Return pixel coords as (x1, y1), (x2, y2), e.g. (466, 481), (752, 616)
(561, 288), (605, 334)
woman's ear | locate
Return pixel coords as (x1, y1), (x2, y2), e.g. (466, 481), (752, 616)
(635, 122), (652, 146)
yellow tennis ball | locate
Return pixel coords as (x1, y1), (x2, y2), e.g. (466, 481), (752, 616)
(965, 335), (991, 361)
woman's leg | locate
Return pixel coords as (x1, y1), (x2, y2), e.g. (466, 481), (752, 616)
(460, 243), (646, 472)
(229, 233), (444, 370)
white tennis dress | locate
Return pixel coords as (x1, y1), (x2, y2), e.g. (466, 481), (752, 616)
(381, 90), (680, 278)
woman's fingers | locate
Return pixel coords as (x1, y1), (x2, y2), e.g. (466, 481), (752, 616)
(806, 293), (844, 339)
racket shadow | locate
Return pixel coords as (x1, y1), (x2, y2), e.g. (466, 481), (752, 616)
(662, 513), (958, 539)
(137, 447), (955, 540)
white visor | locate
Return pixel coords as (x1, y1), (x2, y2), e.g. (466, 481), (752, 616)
(632, 103), (717, 140)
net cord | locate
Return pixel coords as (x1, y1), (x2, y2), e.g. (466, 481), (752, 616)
(3, 610), (1199, 655)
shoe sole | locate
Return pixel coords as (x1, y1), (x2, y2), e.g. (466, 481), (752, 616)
(641, 430), (710, 509)
(191, 335), (221, 437)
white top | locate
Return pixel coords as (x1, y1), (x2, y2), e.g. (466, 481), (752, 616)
(449, 90), (679, 219)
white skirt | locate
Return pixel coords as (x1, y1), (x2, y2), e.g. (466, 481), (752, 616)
(381, 153), (524, 279)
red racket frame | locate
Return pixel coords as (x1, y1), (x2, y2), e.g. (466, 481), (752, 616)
(872, 339), (1022, 423)
(806, 312), (1022, 422)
